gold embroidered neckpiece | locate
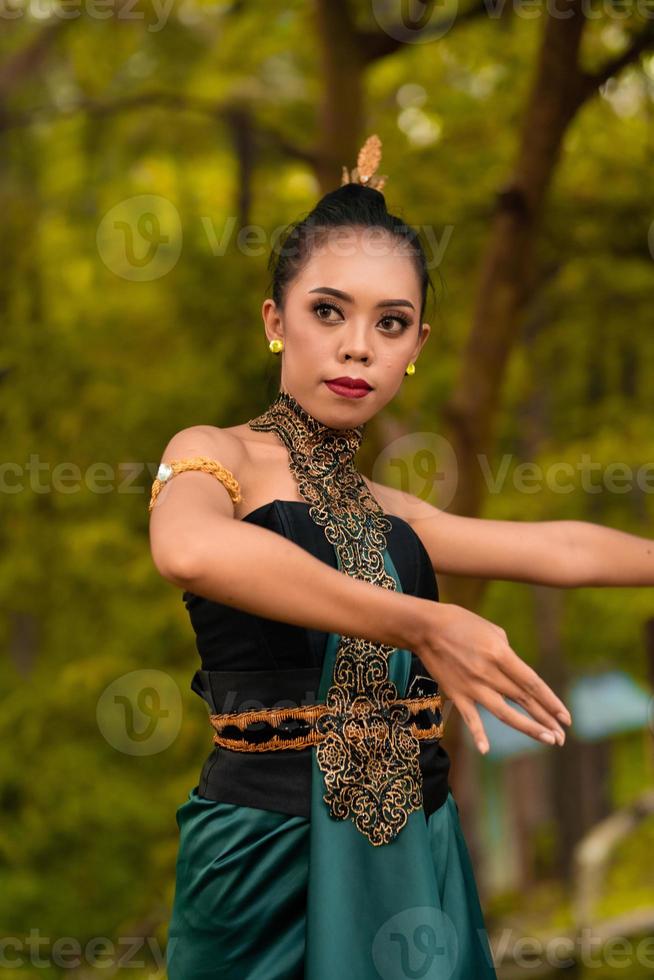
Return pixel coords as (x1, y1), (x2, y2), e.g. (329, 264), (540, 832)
(247, 389), (426, 846)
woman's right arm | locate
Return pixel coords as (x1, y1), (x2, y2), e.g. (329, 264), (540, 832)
(149, 425), (429, 651)
(149, 426), (571, 752)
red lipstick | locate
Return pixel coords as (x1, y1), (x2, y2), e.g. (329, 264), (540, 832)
(324, 377), (373, 399)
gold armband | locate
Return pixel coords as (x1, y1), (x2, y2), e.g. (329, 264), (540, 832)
(148, 456), (243, 512)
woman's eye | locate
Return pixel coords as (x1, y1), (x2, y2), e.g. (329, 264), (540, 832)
(380, 315), (411, 333)
(314, 302), (340, 320)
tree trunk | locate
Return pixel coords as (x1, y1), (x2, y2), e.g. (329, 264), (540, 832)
(437, 1), (588, 816)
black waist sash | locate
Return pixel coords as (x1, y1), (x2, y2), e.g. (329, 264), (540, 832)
(190, 665), (451, 819)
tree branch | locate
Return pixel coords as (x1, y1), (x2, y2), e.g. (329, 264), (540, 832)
(0, 89), (318, 164)
(576, 20), (654, 107)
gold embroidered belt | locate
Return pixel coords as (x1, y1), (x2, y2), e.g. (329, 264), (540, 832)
(209, 692), (444, 752)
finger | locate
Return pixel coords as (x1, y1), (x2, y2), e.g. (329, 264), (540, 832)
(479, 669), (566, 743)
(498, 647), (572, 725)
(476, 688), (561, 746)
(454, 696), (490, 754)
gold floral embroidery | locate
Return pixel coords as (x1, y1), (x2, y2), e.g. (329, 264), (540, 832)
(247, 390), (436, 846)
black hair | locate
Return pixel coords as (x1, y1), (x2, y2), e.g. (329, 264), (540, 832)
(266, 183), (437, 329)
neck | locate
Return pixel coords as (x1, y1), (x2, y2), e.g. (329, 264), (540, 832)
(266, 389), (365, 446)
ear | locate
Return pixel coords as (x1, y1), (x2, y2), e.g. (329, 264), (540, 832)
(413, 321), (431, 359)
(262, 299), (284, 344)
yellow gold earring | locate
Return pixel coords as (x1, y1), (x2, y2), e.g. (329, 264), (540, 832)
(405, 361), (415, 376)
(269, 339), (284, 354)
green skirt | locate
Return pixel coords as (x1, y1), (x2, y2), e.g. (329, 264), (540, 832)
(166, 786), (497, 978)
(167, 549), (498, 978)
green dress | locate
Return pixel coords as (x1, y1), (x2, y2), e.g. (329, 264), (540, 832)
(167, 501), (496, 980)
(166, 392), (498, 978)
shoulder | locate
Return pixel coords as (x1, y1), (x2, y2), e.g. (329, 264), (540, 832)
(362, 477), (436, 525)
(160, 424), (247, 474)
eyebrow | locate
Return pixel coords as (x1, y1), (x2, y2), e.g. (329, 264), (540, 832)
(308, 286), (415, 311)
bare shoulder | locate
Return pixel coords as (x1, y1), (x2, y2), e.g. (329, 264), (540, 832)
(161, 425), (245, 466)
(160, 423), (247, 474)
(362, 477), (437, 525)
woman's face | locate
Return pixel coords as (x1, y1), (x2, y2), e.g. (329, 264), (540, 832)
(262, 226), (431, 428)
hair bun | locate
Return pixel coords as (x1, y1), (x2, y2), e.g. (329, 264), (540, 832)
(335, 182), (386, 204)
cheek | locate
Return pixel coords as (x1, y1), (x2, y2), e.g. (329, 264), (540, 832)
(292, 324), (332, 358)
(379, 352), (408, 375)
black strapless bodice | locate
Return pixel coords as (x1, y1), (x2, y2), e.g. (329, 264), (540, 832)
(182, 499), (451, 819)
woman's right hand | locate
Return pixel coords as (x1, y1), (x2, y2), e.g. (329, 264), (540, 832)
(415, 602), (572, 754)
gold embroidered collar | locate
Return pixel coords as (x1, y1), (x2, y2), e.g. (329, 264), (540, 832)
(247, 389), (426, 845)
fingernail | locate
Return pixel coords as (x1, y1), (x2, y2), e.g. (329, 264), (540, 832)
(477, 741), (489, 754)
(539, 731), (556, 745)
(557, 712), (571, 725)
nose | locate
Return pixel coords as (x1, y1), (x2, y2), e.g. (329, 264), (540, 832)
(341, 326), (373, 364)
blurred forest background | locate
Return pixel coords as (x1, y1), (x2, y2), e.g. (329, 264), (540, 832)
(1, 0), (654, 976)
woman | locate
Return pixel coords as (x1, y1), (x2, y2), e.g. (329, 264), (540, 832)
(148, 136), (649, 978)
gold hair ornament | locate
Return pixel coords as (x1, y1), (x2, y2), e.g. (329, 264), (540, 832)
(341, 133), (388, 190)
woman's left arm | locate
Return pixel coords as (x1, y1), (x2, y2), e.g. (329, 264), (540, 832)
(404, 498), (654, 587)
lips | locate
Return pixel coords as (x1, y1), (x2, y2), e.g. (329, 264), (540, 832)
(325, 377), (372, 391)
